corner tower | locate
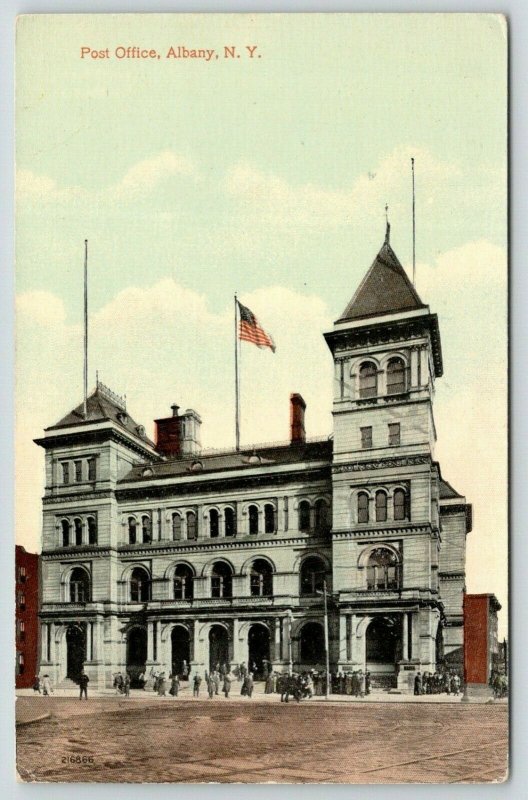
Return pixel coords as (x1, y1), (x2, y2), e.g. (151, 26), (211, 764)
(324, 225), (446, 690)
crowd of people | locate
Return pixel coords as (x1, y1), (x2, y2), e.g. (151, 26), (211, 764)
(490, 670), (508, 699)
(413, 670), (461, 695)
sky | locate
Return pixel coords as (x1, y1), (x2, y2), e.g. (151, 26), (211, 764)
(15, 14), (507, 633)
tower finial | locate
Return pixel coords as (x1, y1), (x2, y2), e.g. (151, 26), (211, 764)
(384, 204), (390, 243)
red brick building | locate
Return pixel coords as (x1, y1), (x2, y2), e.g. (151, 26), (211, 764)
(15, 545), (40, 688)
(463, 593), (501, 698)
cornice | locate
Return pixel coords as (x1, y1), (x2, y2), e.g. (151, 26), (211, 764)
(43, 490), (114, 505)
(333, 524), (431, 539)
(118, 535), (331, 557)
(42, 547), (113, 561)
(333, 455), (430, 473)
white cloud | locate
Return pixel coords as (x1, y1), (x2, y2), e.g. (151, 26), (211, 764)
(109, 150), (196, 199)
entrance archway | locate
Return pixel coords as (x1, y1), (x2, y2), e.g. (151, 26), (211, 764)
(127, 626), (147, 687)
(299, 621), (325, 665)
(66, 624), (86, 682)
(171, 626), (191, 679)
(366, 616), (400, 689)
(248, 624), (271, 679)
(209, 625), (229, 672)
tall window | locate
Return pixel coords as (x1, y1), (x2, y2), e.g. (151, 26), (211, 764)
(298, 500), (311, 531)
(173, 564), (194, 600)
(359, 362), (378, 399)
(357, 492), (369, 523)
(61, 462), (70, 484)
(18, 592), (26, 610)
(375, 491), (388, 522)
(74, 518), (83, 546)
(361, 426), (373, 449)
(130, 567), (150, 602)
(248, 505), (259, 535)
(366, 548), (400, 590)
(315, 498), (329, 531)
(225, 507), (236, 537)
(209, 509), (219, 538)
(264, 504), (276, 534)
(388, 423), (401, 446)
(74, 460), (83, 482)
(87, 516), (97, 545)
(61, 519), (70, 547)
(386, 357), (406, 394)
(18, 620), (25, 641)
(394, 488), (408, 521)
(87, 457), (96, 481)
(70, 567), (90, 602)
(250, 559), (273, 596)
(128, 517), (137, 544)
(172, 513), (182, 541)
(300, 556), (325, 595)
(186, 511), (197, 540)
(211, 562), (233, 599)
(142, 515), (152, 543)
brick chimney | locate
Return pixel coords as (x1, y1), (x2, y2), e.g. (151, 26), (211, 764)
(290, 393), (306, 445)
(154, 403), (181, 457)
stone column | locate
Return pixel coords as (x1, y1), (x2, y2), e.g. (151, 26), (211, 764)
(147, 621), (154, 662)
(410, 347), (419, 387)
(274, 617), (282, 663)
(402, 613), (409, 661)
(339, 614), (347, 664)
(419, 346), (429, 388)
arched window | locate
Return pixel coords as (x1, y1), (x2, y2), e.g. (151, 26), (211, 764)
(209, 509), (219, 538)
(61, 519), (70, 547)
(315, 499), (329, 531)
(394, 488), (408, 521)
(300, 556), (326, 596)
(298, 500), (311, 531)
(87, 516), (97, 545)
(186, 510), (197, 540)
(250, 559), (273, 596)
(130, 567), (151, 602)
(386, 357), (406, 395)
(173, 564), (194, 600)
(300, 622), (325, 664)
(74, 518), (83, 546)
(142, 515), (152, 544)
(357, 492), (369, 524)
(248, 505), (259, 535)
(375, 491), (387, 523)
(172, 513), (182, 541)
(264, 504), (276, 534)
(359, 361), (378, 399)
(225, 507), (236, 537)
(128, 517), (137, 545)
(366, 548), (401, 590)
(211, 562), (233, 599)
(70, 567), (90, 603)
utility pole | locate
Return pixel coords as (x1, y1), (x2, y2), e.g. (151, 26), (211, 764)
(323, 580), (330, 700)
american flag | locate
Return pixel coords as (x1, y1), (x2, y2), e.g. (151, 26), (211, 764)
(237, 300), (276, 352)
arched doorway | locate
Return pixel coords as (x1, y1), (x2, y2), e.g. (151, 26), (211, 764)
(127, 626), (147, 687)
(209, 625), (229, 672)
(248, 624), (271, 679)
(171, 626), (191, 679)
(299, 621), (325, 665)
(66, 624), (86, 682)
(366, 616), (400, 690)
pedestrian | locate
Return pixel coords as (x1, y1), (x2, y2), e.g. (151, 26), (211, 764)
(169, 673), (179, 697)
(193, 673), (202, 697)
(365, 670), (371, 696)
(223, 672), (232, 698)
(32, 675), (41, 694)
(41, 674), (53, 696)
(265, 671), (274, 694)
(182, 660), (189, 680)
(246, 672), (254, 698)
(414, 671), (422, 696)
(157, 672), (167, 696)
(124, 672), (131, 697)
(213, 670), (220, 695)
(207, 674), (215, 699)
(79, 669), (89, 700)
(138, 671), (146, 690)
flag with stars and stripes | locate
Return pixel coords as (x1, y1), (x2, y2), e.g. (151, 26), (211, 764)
(237, 300), (276, 352)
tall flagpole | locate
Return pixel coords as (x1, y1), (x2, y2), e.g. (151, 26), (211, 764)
(83, 239), (88, 418)
(411, 157), (416, 287)
(234, 293), (240, 450)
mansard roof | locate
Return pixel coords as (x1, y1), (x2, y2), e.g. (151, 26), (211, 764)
(119, 438), (333, 483)
(46, 384), (154, 446)
(337, 235), (427, 323)
(439, 478), (463, 500)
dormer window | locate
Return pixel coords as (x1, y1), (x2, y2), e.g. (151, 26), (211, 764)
(359, 362), (378, 399)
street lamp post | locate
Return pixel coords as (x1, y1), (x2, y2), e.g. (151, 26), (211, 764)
(323, 580), (330, 700)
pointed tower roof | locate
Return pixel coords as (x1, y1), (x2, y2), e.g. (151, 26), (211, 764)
(337, 229), (426, 323)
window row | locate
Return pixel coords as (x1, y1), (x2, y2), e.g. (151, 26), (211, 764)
(358, 357), (407, 399)
(126, 498), (331, 544)
(60, 516), (98, 547)
(356, 488), (409, 523)
(360, 422), (400, 449)
(60, 456), (97, 485)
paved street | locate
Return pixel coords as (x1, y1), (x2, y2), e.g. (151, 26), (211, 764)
(17, 693), (508, 784)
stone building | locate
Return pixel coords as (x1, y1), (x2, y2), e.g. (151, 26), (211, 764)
(35, 227), (472, 691)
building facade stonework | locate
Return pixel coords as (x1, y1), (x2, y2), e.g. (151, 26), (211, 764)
(35, 231), (472, 692)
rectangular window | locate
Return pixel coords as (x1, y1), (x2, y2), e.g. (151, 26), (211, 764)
(61, 462), (70, 484)
(74, 460), (83, 482)
(18, 621), (25, 641)
(19, 566), (27, 583)
(87, 457), (96, 481)
(19, 593), (26, 610)
(360, 426), (373, 449)
(17, 652), (24, 675)
(388, 423), (401, 446)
